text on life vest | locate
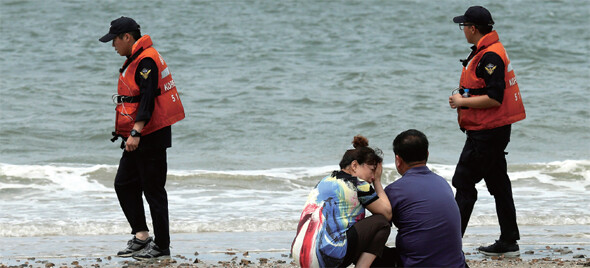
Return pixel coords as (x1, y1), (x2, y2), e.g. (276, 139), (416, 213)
(164, 79), (175, 91)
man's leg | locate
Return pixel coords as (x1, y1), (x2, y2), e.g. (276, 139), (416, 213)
(478, 125), (520, 256)
(138, 148), (170, 251)
(115, 150), (149, 235)
(452, 137), (482, 237)
(479, 158), (520, 255)
(482, 126), (520, 242)
(114, 150), (152, 257)
(490, 171), (520, 242)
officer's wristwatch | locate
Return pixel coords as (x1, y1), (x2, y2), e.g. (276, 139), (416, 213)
(130, 129), (142, 137)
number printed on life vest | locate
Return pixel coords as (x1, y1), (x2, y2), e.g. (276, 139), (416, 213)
(172, 92), (180, 102)
(514, 92), (521, 102)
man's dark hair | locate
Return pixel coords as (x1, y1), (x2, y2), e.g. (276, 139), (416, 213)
(476, 25), (493, 35)
(117, 30), (141, 41)
(393, 129), (429, 163)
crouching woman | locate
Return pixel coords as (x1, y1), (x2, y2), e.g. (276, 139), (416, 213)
(291, 135), (392, 268)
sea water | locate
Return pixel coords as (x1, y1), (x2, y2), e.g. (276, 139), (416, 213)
(1, 1), (589, 241)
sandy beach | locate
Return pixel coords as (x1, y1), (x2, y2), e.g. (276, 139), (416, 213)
(2, 0), (590, 267)
(2, 228), (588, 268)
(3, 256), (588, 268)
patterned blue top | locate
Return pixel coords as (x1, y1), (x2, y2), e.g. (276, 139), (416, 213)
(292, 171), (378, 267)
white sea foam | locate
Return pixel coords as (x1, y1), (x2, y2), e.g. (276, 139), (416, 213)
(1, 160), (589, 237)
(3, 159), (588, 187)
(169, 164), (340, 181)
(0, 163), (111, 193)
(1, 213), (588, 237)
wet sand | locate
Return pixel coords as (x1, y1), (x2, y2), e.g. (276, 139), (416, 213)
(2, 251), (588, 268)
(4, 259), (589, 268)
(1, 228), (588, 267)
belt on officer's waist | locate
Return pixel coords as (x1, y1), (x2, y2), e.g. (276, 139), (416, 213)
(117, 95), (141, 103)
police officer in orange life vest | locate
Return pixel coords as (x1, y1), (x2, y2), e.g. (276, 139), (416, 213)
(99, 16), (185, 260)
(448, 6), (526, 257)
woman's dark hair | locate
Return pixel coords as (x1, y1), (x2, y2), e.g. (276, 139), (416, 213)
(339, 135), (383, 169)
(393, 129), (429, 163)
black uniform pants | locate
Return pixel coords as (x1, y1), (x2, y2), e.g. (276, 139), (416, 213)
(452, 124), (520, 242)
(114, 148), (170, 250)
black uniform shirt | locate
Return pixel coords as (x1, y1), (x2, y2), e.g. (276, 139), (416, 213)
(470, 45), (506, 104)
(135, 57), (159, 123)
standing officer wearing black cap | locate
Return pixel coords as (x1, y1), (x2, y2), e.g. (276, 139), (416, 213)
(448, 6), (526, 256)
(99, 16), (185, 259)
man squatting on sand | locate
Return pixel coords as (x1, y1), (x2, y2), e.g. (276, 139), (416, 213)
(369, 129), (466, 267)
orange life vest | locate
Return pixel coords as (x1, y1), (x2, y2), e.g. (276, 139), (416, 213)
(457, 31), (526, 131)
(116, 35), (185, 137)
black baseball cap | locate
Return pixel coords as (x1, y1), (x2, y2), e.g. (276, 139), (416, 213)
(453, 6), (494, 26)
(99, 16), (140, 42)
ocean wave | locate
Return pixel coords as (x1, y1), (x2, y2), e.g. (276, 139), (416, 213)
(2, 159), (588, 176)
(1, 214), (589, 237)
(1, 160), (588, 238)
(0, 163), (112, 192)
(2, 160), (589, 190)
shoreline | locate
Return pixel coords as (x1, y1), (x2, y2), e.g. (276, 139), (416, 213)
(1, 227), (588, 267)
(2, 257), (588, 268)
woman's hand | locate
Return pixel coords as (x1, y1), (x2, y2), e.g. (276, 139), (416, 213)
(373, 162), (383, 183)
(366, 162), (392, 221)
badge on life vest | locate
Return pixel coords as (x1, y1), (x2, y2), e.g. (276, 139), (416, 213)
(140, 68), (151, 79)
(485, 63), (497, 75)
